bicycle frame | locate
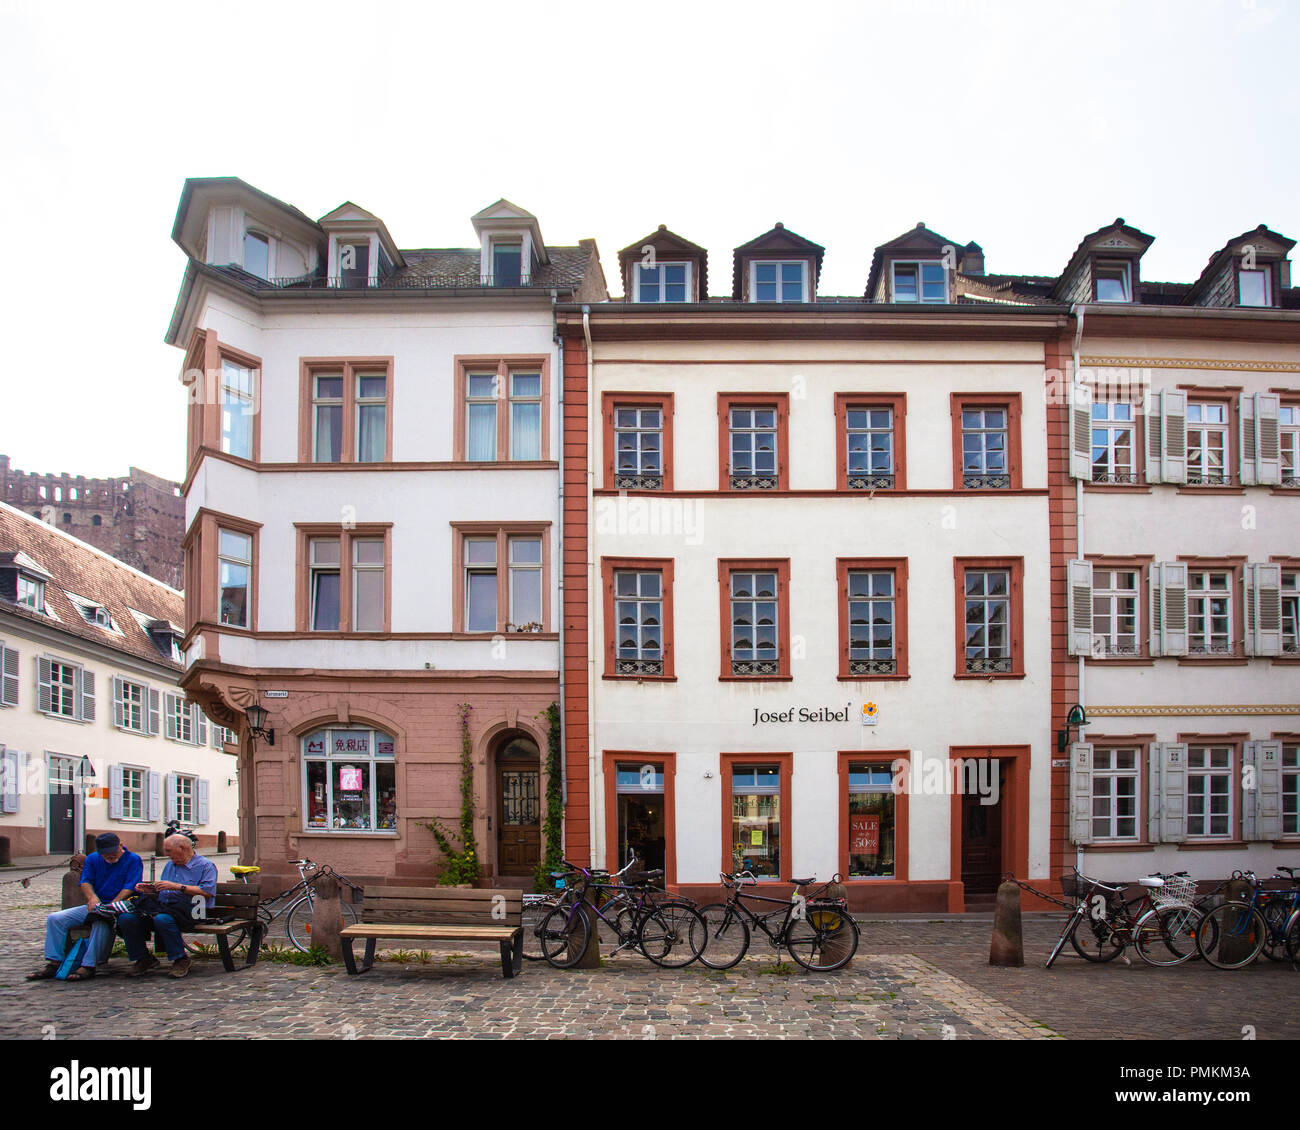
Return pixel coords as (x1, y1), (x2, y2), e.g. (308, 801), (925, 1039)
(718, 880), (810, 949)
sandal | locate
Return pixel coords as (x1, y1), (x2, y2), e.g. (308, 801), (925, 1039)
(64, 966), (96, 981)
(26, 963), (59, 981)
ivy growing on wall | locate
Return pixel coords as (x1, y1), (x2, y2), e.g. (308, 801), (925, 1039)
(424, 703), (481, 886)
(533, 701), (563, 893)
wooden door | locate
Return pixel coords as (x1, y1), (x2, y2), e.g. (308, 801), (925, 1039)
(497, 766), (540, 876)
(960, 763), (1003, 895)
(48, 755), (77, 854)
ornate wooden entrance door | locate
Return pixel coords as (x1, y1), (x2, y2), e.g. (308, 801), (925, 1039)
(496, 737), (540, 876)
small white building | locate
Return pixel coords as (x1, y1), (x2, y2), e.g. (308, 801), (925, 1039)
(0, 502), (238, 857)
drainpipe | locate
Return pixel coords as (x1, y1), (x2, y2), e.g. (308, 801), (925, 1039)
(554, 317), (566, 816)
(583, 306), (598, 868)
(1071, 303), (1086, 875)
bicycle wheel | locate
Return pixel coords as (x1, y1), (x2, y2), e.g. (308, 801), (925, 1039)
(1259, 898), (1292, 962)
(1133, 905), (1200, 967)
(1069, 909), (1126, 962)
(285, 895), (360, 952)
(1045, 911), (1081, 969)
(1285, 911), (1300, 966)
(521, 899), (558, 962)
(1197, 902), (1267, 970)
(538, 904), (591, 969)
(637, 901), (706, 968)
(785, 903), (859, 972)
(697, 903), (750, 970)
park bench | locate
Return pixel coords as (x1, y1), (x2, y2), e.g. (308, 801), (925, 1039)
(339, 886), (523, 978)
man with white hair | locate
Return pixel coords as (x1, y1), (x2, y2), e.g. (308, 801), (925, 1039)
(117, 834), (218, 979)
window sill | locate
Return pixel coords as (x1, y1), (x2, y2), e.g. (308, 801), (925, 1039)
(40, 712), (86, 724)
(1084, 657), (1154, 666)
(114, 726), (153, 737)
(1268, 487), (1300, 497)
(837, 673), (910, 682)
(1176, 840), (1248, 850)
(718, 675), (794, 683)
(1081, 842), (1153, 853)
(1272, 840), (1300, 849)
(1176, 655), (1249, 666)
(1083, 483), (1151, 494)
(1269, 655), (1300, 664)
(953, 672), (1026, 681)
(1174, 486), (1245, 496)
(295, 830), (399, 839)
(602, 674), (677, 682)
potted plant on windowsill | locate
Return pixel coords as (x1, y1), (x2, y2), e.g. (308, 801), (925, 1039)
(505, 621), (543, 633)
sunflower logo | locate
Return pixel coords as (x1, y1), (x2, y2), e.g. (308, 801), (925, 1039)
(861, 702), (879, 722)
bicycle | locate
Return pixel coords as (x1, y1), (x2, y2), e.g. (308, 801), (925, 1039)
(1045, 868), (1202, 968)
(1197, 869), (1300, 970)
(520, 855), (640, 962)
(188, 858), (362, 955)
(536, 859), (706, 969)
(698, 872), (859, 972)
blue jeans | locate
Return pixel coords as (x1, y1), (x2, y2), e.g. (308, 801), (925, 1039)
(43, 905), (114, 968)
(118, 911), (187, 962)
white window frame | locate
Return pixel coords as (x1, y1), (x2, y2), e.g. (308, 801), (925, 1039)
(120, 765), (147, 822)
(16, 575), (44, 611)
(844, 407), (895, 487)
(748, 260), (808, 303)
(613, 569), (664, 673)
(1187, 402), (1229, 485)
(220, 359), (255, 460)
(465, 371), (498, 462)
(1188, 570), (1233, 655)
(355, 371), (387, 463)
(1283, 743), (1298, 837)
(1283, 571), (1300, 656)
(174, 773), (196, 825)
(1237, 267), (1272, 307)
(508, 370), (542, 461)
(115, 678), (146, 734)
(728, 406), (779, 485)
(963, 569), (1012, 673)
(1094, 260), (1132, 302)
(1091, 568), (1141, 657)
(48, 660), (78, 719)
(243, 229), (271, 279)
(891, 260), (947, 304)
(491, 238), (524, 286)
(1186, 745), (1233, 839)
(634, 260), (691, 302)
(218, 529), (252, 628)
(1281, 404), (1299, 487)
(1090, 747), (1140, 841)
(166, 693), (194, 745)
(464, 538), (498, 633)
(613, 406), (664, 486)
(507, 537), (543, 629)
(312, 372), (344, 464)
(1090, 400), (1137, 483)
(309, 538), (341, 632)
(351, 538), (385, 633)
(846, 569), (896, 674)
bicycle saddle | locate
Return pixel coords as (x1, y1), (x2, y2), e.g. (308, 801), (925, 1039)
(1138, 876), (1164, 888)
(230, 865), (261, 875)
(628, 869), (664, 882)
(1277, 866), (1296, 877)
(788, 877), (815, 886)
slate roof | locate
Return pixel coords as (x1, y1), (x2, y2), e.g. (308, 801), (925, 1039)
(0, 502), (183, 673)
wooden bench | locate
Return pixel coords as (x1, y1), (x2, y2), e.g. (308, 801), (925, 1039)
(339, 886), (523, 978)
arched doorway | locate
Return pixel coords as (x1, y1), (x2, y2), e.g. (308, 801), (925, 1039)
(494, 734), (541, 877)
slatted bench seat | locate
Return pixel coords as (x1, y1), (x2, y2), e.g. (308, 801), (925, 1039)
(339, 886), (523, 978)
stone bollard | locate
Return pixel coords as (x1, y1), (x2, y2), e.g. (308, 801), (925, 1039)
(62, 854), (87, 909)
(84, 833), (97, 855)
(217, 830), (227, 854)
(154, 832), (165, 856)
(310, 872), (344, 962)
(989, 879), (1025, 966)
(571, 883), (602, 969)
(1216, 877), (1256, 966)
(0, 835), (10, 867)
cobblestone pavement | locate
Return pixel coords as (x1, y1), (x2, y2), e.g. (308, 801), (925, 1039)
(1, 867), (1295, 1040)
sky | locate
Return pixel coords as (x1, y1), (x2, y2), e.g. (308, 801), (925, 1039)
(0, 0), (1295, 483)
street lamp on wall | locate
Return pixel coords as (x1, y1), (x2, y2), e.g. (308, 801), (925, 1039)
(1056, 703), (1087, 753)
(245, 702), (275, 746)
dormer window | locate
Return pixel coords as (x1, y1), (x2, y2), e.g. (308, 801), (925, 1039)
(16, 575), (44, 611)
(243, 231), (270, 279)
(492, 240), (523, 286)
(68, 595), (115, 631)
(635, 262), (690, 302)
(1237, 268), (1271, 307)
(750, 261), (807, 303)
(1095, 261), (1132, 302)
(339, 240), (371, 288)
(892, 261), (946, 303)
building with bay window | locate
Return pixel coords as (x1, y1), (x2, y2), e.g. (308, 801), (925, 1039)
(166, 178), (605, 890)
(0, 503), (237, 856)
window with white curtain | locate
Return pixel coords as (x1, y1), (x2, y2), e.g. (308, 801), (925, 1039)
(510, 372), (541, 460)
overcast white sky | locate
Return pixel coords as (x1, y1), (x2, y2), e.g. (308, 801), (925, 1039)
(0, 0), (1295, 482)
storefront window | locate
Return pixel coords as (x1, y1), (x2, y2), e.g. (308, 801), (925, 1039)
(615, 764), (666, 874)
(731, 765), (780, 879)
(302, 727), (397, 832)
(847, 764), (895, 878)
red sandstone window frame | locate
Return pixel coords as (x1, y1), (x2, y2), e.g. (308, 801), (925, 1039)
(1084, 379), (1148, 489)
(452, 355), (551, 463)
(601, 391), (674, 491)
(837, 750), (909, 884)
(294, 523), (393, 635)
(450, 522), (552, 634)
(1175, 732), (1247, 845)
(952, 557), (1025, 679)
(601, 750), (678, 885)
(600, 557), (675, 680)
(182, 508), (262, 636)
(297, 357), (395, 464)
(717, 393), (790, 491)
(1084, 555), (1153, 664)
(1176, 555), (1247, 664)
(1176, 386), (1241, 491)
(834, 392), (907, 491)
(950, 392), (1022, 490)
(836, 557), (909, 680)
(184, 332), (263, 467)
(719, 751), (792, 880)
(717, 558), (792, 681)
(1081, 739), (1151, 845)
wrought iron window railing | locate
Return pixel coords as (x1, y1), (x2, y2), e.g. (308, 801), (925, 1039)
(614, 472), (663, 490)
(732, 658), (781, 676)
(847, 473), (895, 490)
(614, 658), (663, 677)
(848, 658), (897, 676)
(963, 473), (1010, 489)
(730, 474), (779, 490)
(965, 656), (1012, 674)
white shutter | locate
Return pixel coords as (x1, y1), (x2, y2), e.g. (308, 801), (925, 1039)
(1, 747), (20, 813)
(210, 722), (221, 749)
(108, 764), (123, 820)
(147, 688), (160, 736)
(1255, 393), (1281, 486)
(147, 771), (162, 822)
(194, 706), (207, 748)
(1162, 390), (1187, 484)
(1160, 562), (1188, 657)
(164, 693), (178, 740)
(37, 657), (53, 714)
(1244, 562), (1283, 658)
(1244, 740), (1284, 842)
(1149, 569), (1164, 657)
(1145, 393), (1163, 483)
(1069, 385), (1093, 481)
(1067, 560), (1094, 656)
(1147, 743), (1163, 842)
(1, 644), (18, 707)
(165, 773), (178, 821)
(198, 778), (210, 825)
(1240, 395), (1258, 486)
(1069, 742), (1094, 845)
(112, 677), (125, 729)
(79, 669), (95, 723)
(1159, 742), (1188, 843)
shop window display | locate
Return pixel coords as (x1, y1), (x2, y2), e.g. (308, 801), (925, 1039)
(302, 727), (397, 832)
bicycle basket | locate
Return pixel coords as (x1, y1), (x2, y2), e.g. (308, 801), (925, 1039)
(1151, 874), (1196, 908)
(1059, 873), (1087, 901)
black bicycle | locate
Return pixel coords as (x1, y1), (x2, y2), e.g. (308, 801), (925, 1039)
(698, 872), (859, 972)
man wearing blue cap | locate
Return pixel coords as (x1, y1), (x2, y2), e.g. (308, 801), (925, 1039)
(27, 832), (143, 982)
